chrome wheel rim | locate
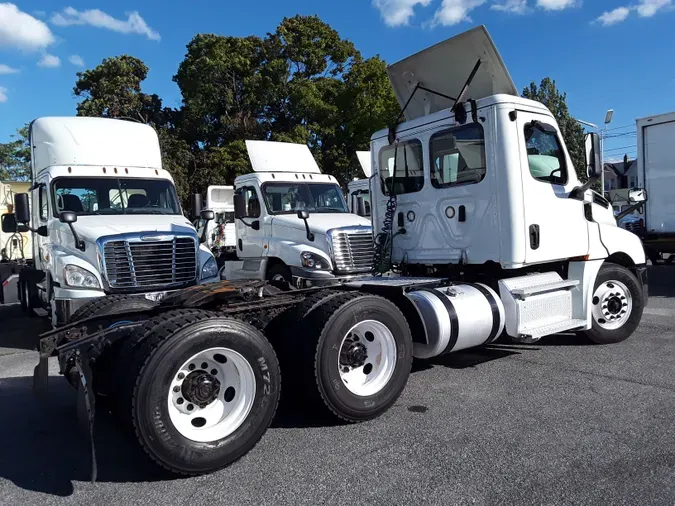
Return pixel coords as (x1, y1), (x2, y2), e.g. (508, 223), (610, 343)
(592, 280), (632, 330)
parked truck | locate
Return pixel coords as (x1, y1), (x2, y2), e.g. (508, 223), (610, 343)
(346, 151), (372, 217)
(32, 26), (647, 481)
(214, 140), (374, 288)
(0, 116), (220, 327)
(193, 185), (237, 262)
(633, 111), (675, 263)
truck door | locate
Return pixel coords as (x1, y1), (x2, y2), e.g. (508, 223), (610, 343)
(516, 111), (589, 263)
(234, 185), (265, 259)
(32, 176), (51, 271)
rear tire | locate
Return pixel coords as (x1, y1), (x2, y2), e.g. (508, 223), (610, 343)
(581, 263), (643, 345)
(128, 310), (280, 476)
(285, 292), (413, 422)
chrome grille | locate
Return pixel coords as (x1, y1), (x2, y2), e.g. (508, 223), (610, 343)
(329, 228), (373, 274)
(103, 237), (197, 289)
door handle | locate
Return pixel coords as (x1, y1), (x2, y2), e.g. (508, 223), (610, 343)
(529, 224), (540, 250)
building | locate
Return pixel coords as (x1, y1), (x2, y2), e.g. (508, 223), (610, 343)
(604, 157), (638, 192)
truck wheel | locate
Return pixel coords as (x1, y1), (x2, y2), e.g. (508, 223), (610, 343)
(582, 263), (644, 345)
(68, 294), (158, 323)
(266, 263), (291, 284)
(296, 292), (413, 422)
(127, 310), (280, 476)
(23, 280), (36, 317)
(18, 280), (26, 312)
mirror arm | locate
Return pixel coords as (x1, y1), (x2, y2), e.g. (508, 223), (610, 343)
(616, 196), (649, 222)
(67, 223), (85, 251)
(570, 174), (598, 200)
(302, 218), (314, 242)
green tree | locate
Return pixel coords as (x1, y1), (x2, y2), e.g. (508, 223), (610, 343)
(522, 78), (586, 182)
(0, 125), (31, 181)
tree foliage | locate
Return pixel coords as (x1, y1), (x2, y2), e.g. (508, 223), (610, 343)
(522, 78), (586, 182)
(0, 125), (30, 181)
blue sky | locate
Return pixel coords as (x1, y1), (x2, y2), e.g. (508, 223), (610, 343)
(1, 0), (673, 161)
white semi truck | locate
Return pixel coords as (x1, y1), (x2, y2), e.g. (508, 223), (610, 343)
(212, 140), (374, 288)
(346, 151), (372, 217)
(193, 185), (237, 259)
(32, 26), (647, 481)
(632, 111), (675, 263)
(0, 116), (219, 326)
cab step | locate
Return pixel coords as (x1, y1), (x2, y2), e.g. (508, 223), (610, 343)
(498, 272), (585, 342)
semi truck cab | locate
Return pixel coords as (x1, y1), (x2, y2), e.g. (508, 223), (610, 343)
(1, 116), (219, 326)
(223, 140), (373, 287)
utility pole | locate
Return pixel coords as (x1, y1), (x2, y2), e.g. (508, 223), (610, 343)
(602, 109), (614, 197)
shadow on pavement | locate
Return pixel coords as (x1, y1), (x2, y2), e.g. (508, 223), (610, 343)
(0, 304), (50, 353)
(0, 376), (169, 497)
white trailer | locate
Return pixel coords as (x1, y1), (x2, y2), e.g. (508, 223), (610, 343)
(32, 26), (647, 482)
(636, 111), (675, 262)
(0, 117), (219, 326)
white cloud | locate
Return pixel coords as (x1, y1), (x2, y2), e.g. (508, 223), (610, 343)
(637, 0), (671, 17)
(0, 86), (7, 103)
(69, 54), (84, 67)
(37, 53), (60, 68)
(536, 0), (576, 10)
(431, 0), (486, 26)
(594, 0), (672, 26)
(372, 0), (433, 26)
(0, 63), (19, 74)
(596, 7), (631, 25)
(491, 0), (529, 13)
(51, 7), (161, 41)
(0, 3), (55, 51)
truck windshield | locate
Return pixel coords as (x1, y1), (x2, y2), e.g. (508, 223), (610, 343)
(52, 177), (181, 216)
(262, 182), (348, 214)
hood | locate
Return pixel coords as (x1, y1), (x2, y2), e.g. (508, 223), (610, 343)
(387, 25), (517, 122)
(69, 214), (198, 244)
(272, 213), (371, 235)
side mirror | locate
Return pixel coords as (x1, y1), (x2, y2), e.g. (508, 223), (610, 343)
(629, 188), (647, 203)
(297, 210), (310, 220)
(296, 210), (313, 241)
(37, 225), (48, 237)
(234, 194), (246, 219)
(584, 132), (602, 180)
(251, 220), (260, 231)
(14, 193), (30, 224)
(59, 211), (78, 224)
(191, 193), (203, 221)
(357, 197), (368, 217)
(201, 209), (215, 221)
(1, 213), (17, 233)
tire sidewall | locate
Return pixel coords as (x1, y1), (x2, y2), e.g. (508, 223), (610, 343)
(589, 264), (643, 344)
(315, 296), (413, 421)
(134, 318), (279, 474)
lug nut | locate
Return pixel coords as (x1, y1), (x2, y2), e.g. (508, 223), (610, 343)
(177, 398), (184, 405)
(189, 364), (196, 371)
(173, 386), (180, 393)
(187, 404), (194, 411)
(177, 373), (185, 380)
(201, 362), (208, 369)
(211, 369), (218, 375)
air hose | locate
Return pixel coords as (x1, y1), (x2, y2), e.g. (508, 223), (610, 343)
(373, 142), (399, 274)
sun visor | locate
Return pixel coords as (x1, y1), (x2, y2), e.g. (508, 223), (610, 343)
(356, 151), (372, 178)
(386, 25), (518, 122)
(245, 140), (321, 173)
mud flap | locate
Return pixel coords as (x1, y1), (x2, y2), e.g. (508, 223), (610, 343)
(75, 352), (97, 483)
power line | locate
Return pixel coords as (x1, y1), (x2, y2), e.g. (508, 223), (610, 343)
(605, 144), (637, 152)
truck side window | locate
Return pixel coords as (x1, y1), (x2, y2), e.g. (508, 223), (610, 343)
(39, 185), (48, 221)
(242, 187), (261, 218)
(524, 123), (568, 185)
(430, 123), (486, 188)
(379, 139), (424, 195)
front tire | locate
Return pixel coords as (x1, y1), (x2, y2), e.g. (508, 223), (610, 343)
(129, 311), (280, 476)
(266, 263), (291, 284)
(582, 263), (643, 345)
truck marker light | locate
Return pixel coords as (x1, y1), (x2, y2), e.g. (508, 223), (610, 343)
(445, 206), (455, 219)
(102, 167), (107, 173)
(125, 168), (129, 174)
(68, 166), (72, 173)
(114, 167), (118, 174)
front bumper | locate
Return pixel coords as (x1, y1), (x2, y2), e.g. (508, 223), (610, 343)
(289, 266), (371, 289)
(635, 264), (648, 307)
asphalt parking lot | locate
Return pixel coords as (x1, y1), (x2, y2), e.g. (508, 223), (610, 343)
(1, 268), (674, 506)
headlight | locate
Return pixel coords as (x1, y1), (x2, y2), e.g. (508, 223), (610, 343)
(201, 256), (219, 279)
(64, 264), (100, 289)
(301, 251), (331, 270)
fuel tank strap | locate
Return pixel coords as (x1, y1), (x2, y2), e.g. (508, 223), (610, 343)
(413, 288), (459, 355)
(464, 283), (501, 345)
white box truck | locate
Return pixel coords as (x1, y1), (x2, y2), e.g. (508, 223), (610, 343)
(0, 116), (219, 326)
(635, 111), (675, 262)
(31, 26), (647, 482)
